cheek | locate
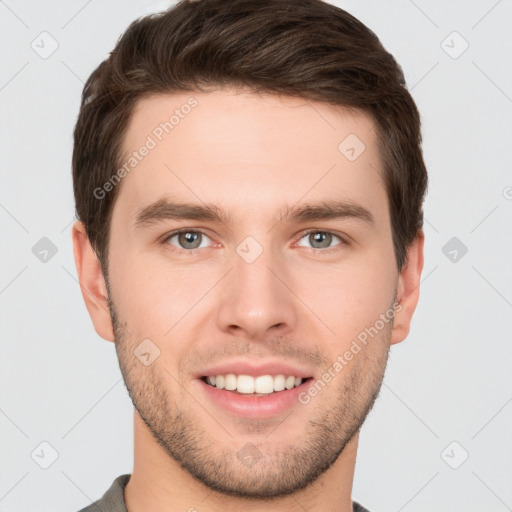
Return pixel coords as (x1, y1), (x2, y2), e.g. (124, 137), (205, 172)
(109, 251), (216, 348)
(108, 253), (175, 331)
(295, 257), (397, 344)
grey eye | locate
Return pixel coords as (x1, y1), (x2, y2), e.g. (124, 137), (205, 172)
(297, 231), (342, 250)
(168, 231), (211, 250)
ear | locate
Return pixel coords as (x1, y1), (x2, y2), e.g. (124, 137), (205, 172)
(391, 230), (425, 345)
(72, 220), (115, 342)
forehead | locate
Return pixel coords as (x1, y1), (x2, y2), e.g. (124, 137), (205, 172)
(114, 88), (386, 224)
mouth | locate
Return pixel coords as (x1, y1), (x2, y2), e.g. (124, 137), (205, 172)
(200, 374), (313, 396)
(196, 373), (314, 418)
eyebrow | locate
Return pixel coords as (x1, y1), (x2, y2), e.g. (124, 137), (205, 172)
(134, 198), (375, 228)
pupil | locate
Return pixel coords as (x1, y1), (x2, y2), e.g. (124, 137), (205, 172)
(311, 232), (331, 248)
(180, 231), (200, 249)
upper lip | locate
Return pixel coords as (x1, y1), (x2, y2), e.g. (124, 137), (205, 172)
(195, 359), (315, 379)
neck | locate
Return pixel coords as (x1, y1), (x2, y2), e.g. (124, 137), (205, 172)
(124, 411), (358, 512)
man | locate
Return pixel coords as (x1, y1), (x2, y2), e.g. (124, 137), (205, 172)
(71, 0), (427, 510)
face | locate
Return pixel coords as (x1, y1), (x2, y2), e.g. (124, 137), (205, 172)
(104, 88), (401, 498)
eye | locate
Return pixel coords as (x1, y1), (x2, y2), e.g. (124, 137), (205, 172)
(164, 230), (212, 250)
(162, 229), (345, 253)
(296, 230), (344, 250)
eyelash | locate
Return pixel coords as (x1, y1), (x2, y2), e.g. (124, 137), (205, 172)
(161, 228), (347, 255)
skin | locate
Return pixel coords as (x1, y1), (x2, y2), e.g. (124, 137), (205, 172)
(72, 88), (424, 512)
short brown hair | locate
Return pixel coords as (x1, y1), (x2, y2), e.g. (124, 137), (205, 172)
(72, 0), (427, 272)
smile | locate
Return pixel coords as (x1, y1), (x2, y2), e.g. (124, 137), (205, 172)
(201, 373), (309, 395)
(197, 374), (314, 419)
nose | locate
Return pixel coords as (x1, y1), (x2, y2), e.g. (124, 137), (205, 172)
(215, 244), (298, 340)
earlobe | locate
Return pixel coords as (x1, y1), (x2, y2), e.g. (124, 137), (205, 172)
(71, 220), (115, 342)
(390, 231), (425, 345)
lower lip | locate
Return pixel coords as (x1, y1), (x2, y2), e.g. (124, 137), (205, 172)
(196, 378), (312, 419)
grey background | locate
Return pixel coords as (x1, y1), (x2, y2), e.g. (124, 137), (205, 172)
(1, 0), (511, 511)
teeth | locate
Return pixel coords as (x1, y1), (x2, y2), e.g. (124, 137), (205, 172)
(224, 373), (237, 391)
(204, 374), (305, 394)
(237, 375), (255, 394)
(273, 375), (285, 391)
(254, 375), (274, 394)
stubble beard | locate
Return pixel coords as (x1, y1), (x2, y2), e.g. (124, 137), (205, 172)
(108, 293), (391, 500)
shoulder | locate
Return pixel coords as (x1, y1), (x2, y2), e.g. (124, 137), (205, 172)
(353, 500), (372, 512)
(75, 474), (131, 512)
